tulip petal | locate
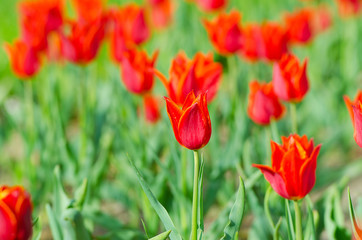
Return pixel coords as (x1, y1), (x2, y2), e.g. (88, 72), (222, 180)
(0, 200), (17, 240)
(300, 144), (320, 197)
(182, 91), (196, 111)
(271, 140), (285, 171)
(352, 105), (362, 148)
(164, 97), (183, 145)
(178, 99), (211, 150)
(252, 164), (290, 199)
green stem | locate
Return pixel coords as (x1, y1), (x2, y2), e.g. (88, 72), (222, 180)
(270, 119), (279, 141)
(290, 103), (298, 133)
(190, 150), (200, 240)
(294, 200), (303, 240)
(264, 186), (275, 230)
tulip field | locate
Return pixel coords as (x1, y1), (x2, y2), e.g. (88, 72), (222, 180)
(2, 0), (362, 239)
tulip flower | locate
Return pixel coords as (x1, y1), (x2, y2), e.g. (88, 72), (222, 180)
(72, 0), (105, 24)
(110, 4), (150, 62)
(18, 0), (63, 51)
(148, 0), (173, 29)
(61, 18), (106, 64)
(261, 22), (288, 61)
(284, 9), (313, 44)
(344, 91), (362, 148)
(240, 24), (264, 62)
(311, 6), (332, 34)
(4, 40), (41, 79)
(247, 80), (286, 125)
(272, 53), (309, 102)
(164, 91), (211, 150)
(155, 52), (222, 105)
(253, 134), (321, 200)
(196, 0), (226, 12)
(120, 49), (159, 95)
(203, 11), (243, 55)
(336, 0), (361, 17)
(142, 94), (161, 123)
(0, 185), (33, 240)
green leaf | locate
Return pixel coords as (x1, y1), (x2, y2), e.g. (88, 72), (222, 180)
(46, 204), (63, 240)
(149, 230), (172, 240)
(348, 188), (357, 239)
(285, 200), (295, 240)
(63, 209), (91, 240)
(305, 197), (316, 240)
(53, 166), (70, 216)
(273, 217), (282, 240)
(128, 157), (182, 240)
(197, 155), (205, 240)
(74, 179), (88, 209)
(220, 177), (246, 240)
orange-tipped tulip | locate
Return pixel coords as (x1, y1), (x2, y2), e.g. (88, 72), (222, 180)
(142, 94), (161, 123)
(344, 91), (362, 148)
(110, 4), (150, 62)
(272, 53), (308, 102)
(253, 134), (321, 200)
(247, 81), (286, 125)
(196, 0), (226, 12)
(203, 11), (243, 55)
(72, 0), (105, 23)
(18, 0), (63, 51)
(240, 23), (264, 62)
(337, 0), (361, 17)
(148, 0), (173, 29)
(120, 49), (158, 95)
(165, 91), (211, 150)
(4, 40), (41, 79)
(61, 18), (106, 64)
(155, 52), (222, 105)
(284, 9), (313, 44)
(0, 185), (33, 240)
(261, 22), (288, 61)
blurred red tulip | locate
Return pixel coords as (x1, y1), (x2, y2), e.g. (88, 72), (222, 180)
(240, 23), (264, 62)
(261, 22), (288, 61)
(61, 18), (106, 64)
(196, 0), (226, 12)
(272, 53), (308, 102)
(18, 0), (63, 51)
(253, 134), (321, 200)
(337, 0), (361, 16)
(120, 49), (158, 95)
(4, 40), (41, 79)
(203, 10), (243, 55)
(165, 91), (211, 150)
(155, 52), (222, 105)
(344, 91), (362, 148)
(311, 6), (332, 33)
(142, 94), (161, 123)
(0, 185), (33, 240)
(284, 9), (313, 44)
(148, 0), (173, 29)
(110, 4), (150, 62)
(72, 0), (105, 24)
(247, 80), (285, 125)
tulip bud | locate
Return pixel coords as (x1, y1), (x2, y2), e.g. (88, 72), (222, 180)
(344, 91), (362, 148)
(164, 91), (211, 150)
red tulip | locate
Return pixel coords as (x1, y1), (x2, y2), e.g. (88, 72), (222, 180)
(336, 0), (361, 17)
(0, 185), (33, 240)
(4, 40), (41, 79)
(261, 22), (288, 61)
(110, 4), (150, 62)
(247, 80), (286, 125)
(18, 0), (63, 51)
(120, 49), (158, 95)
(284, 9), (313, 44)
(240, 23), (264, 62)
(272, 53), (308, 102)
(311, 6), (332, 34)
(344, 91), (362, 148)
(72, 0), (105, 24)
(155, 52), (222, 105)
(164, 91), (211, 150)
(203, 11), (243, 55)
(196, 0), (226, 12)
(61, 18), (106, 64)
(142, 94), (161, 123)
(148, 0), (173, 29)
(253, 134), (321, 200)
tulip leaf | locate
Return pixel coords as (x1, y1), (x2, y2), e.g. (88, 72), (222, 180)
(273, 217), (282, 240)
(148, 230), (172, 240)
(198, 155), (205, 240)
(128, 157), (182, 240)
(348, 188), (357, 239)
(46, 204), (63, 240)
(305, 197), (316, 240)
(63, 209), (91, 240)
(220, 177), (245, 240)
(74, 178), (88, 209)
(53, 166), (71, 215)
(285, 200), (295, 240)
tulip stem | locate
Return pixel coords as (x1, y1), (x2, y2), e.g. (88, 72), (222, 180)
(290, 103), (298, 133)
(294, 200), (303, 240)
(264, 186), (275, 230)
(190, 150), (200, 240)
